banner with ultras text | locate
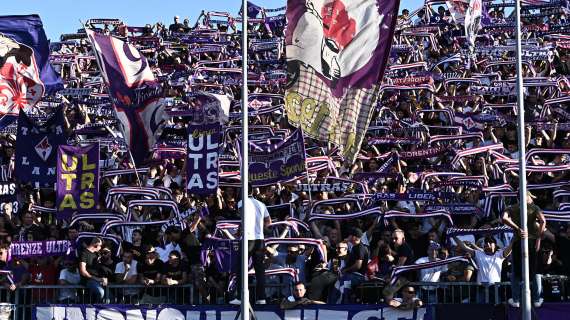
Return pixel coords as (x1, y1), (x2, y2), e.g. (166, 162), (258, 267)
(56, 143), (100, 219)
(34, 304), (430, 320)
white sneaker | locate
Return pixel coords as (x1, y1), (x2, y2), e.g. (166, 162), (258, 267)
(229, 299), (241, 305)
(508, 298), (520, 308)
(533, 298), (544, 308)
(255, 299), (267, 304)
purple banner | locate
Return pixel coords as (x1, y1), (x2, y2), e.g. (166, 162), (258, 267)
(248, 129), (306, 187)
(9, 240), (72, 259)
(56, 143), (100, 219)
(34, 304), (430, 320)
(0, 182), (18, 216)
(186, 123), (221, 195)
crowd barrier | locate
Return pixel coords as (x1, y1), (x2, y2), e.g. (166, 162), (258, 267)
(0, 281), (519, 319)
(356, 281), (512, 305)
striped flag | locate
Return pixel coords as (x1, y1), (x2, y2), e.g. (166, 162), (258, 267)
(285, 0), (399, 162)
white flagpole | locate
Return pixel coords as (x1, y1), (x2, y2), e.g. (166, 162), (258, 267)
(514, 0), (531, 318)
(240, 0), (250, 318)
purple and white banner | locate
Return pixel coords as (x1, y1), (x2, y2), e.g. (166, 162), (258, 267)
(34, 304), (430, 320)
(285, 0), (399, 162)
(186, 123), (221, 195)
(9, 240), (72, 259)
(56, 143), (100, 218)
(248, 129), (306, 186)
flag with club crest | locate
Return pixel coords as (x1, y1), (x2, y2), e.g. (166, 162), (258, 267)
(14, 107), (67, 188)
(0, 15), (63, 129)
(86, 29), (165, 165)
(285, 0), (399, 162)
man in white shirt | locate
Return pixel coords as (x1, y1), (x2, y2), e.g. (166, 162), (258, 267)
(415, 242), (446, 303)
(230, 185), (272, 305)
(156, 227), (183, 262)
(58, 257), (81, 303)
(453, 235), (514, 283)
(114, 250), (139, 301)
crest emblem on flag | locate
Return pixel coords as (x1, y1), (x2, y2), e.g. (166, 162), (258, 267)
(34, 136), (52, 161)
(86, 29), (165, 164)
(0, 33), (44, 123)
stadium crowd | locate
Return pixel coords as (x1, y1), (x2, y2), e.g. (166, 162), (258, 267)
(1, 0), (570, 310)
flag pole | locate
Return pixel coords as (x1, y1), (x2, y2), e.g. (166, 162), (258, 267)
(240, 0), (250, 318)
(514, 0), (531, 318)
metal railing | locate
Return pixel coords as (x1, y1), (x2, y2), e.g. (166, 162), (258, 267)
(355, 281), (512, 305)
(0, 281), (518, 319)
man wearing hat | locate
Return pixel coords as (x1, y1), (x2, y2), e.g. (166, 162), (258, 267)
(502, 191), (546, 308)
(453, 234), (515, 304)
(414, 242), (446, 303)
(137, 245), (165, 304)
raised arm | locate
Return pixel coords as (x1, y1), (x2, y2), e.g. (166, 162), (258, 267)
(452, 236), (477, 255)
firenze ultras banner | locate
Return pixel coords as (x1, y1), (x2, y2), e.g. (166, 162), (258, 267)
(186, 123), (221, 195)
(285, 0), (399, 162)
(9, 240), (72, 260)
(14, 107), (67, 188)
(248, 128), (306, 187)
(56, 143), (100, 219)
(34, 304), (431, 320)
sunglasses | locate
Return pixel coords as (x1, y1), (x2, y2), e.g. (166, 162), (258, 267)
(336, 247), (347, 250)
(406, 290), (415, 294)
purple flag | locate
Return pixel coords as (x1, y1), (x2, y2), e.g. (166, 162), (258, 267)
(186, 123), (221, 195)
(86, 29), (165, 165)
(240, 1), (263, 18)
(56, 143), (100, 219)
(247, 129), (306, 186)
(14, 107), (67, 188)
(285, 0), (399, 162)
(0, 15), (64, 128)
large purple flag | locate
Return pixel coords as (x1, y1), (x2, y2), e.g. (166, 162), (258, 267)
(0, 15), (63, 128)
(285, 0), (399, 162)
(247, 129), (306, 187)
(56, 143), (100, 219)
(186, 123), (221, 195)
(86, 29), (165, 164)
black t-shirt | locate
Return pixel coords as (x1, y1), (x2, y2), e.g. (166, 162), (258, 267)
(18, 224), (45, 241)
(163, 262), (186, 281)
(407, 233), (429, 259)
(137, 259), (164, 280)
(80, 250), (101, 279)
(346, 243), (370, 274)
(396, 243), (415, 266)
(168, 23), (184, 33)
